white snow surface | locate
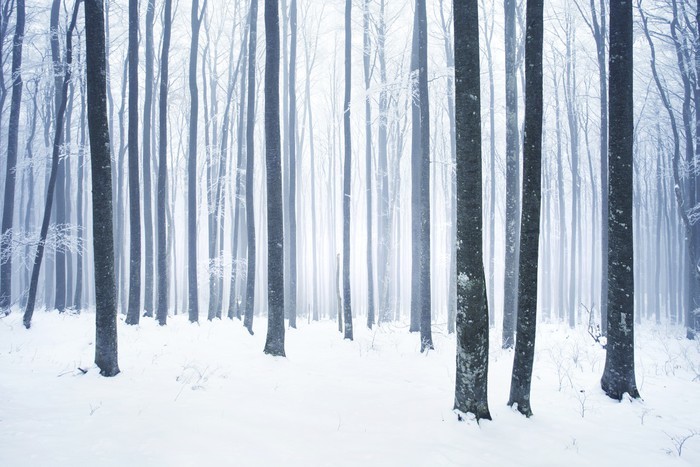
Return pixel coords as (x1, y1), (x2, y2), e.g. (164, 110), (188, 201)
(1, 310), (699, 466)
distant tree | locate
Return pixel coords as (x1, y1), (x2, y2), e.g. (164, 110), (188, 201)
(142, 0), (156, 318)
(416, 0), (433, 352)
(187, 0), (207, 323)
(600, 0), (640, 400)
(0, 0), (24, 313)
(244, 0), (259, 335)
(363, 0), (375, 329)
(508, 0), (543, 417)
(343, 0), (353, 340)
(23, 0), (81, 329)
(85, 0), (120, 376)
(263, 0), (286, 357)
(503, 0), (520, 349)
(125, 0), (142, 325)
(156, 0), (174, 326)
(288, 0), (298, 329)
(453, 0), (491, 422)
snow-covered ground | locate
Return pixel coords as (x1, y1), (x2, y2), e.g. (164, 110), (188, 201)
(1, 310), (699, 466)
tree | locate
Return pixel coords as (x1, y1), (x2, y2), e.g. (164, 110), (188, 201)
(0, 0), (24, 313)
(453, 0), (491, 422)
(142, 0), (156, 318)
(125, 0), (142, 325)
(156, 0), (174, 327)
(503, 0), (521, 349)
(363, 0), (375, 329)
(244, 0), (259, 335)
(263, 0), (285, 357)
(416, 0), (433, 352)
(600, 0), (640, 400)
(508, 0), (543, 417)
(188, 0), (207, 323)
(288, 0), (298, 329)
(343, 0), (353, 340)
(85, 0), (120, 377)
(23, 0), (82, 329)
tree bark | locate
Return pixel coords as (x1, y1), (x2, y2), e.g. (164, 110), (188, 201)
(85, 0), (120, 376)
(453, 0), (491, 422)
(601, 0), (640, 400)
(508, 0), (543, 417)
(343, 0), (354, 340)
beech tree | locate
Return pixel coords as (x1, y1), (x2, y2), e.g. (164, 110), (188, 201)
(85, 0), (119, 377)
(600, 0), (640, 400)
(508, 0), (544, 417)
(453, 0), (491, 422)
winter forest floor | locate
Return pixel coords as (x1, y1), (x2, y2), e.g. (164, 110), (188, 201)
(1, 310), (699, 466)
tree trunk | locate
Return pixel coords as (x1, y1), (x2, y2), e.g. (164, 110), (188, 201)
(125, 0), (141, 325)
(601, 0), (640, 400)
(263, 0), (286, 357)
(508, 0), (543, 417)
(85, 0), (120, 377)
(156, 0), (173, 326)
(453, 0), (491, 422)
(0, 0), (25, 313)
(287, 0), (298, 329)
(24, 0), (80, 328)
(187, 0), (206, 323)
(503, 0), (521, 348)
(244, 0), (259, 335)
(343, 0), (354, 340)
(363, 0), (375, 329)
(142, 0), (155, 318)
(409, 10), (421, 334)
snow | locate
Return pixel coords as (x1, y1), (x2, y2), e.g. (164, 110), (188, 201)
(1, 310), (699, 466)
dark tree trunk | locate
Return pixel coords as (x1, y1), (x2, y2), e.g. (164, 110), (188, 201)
(24, 0), (80, 329)
(156, 0), (173, 326)
(416, 0), (433, 352)
(288, 0), (298, 329)
(263, 0), (286, 357)
(363, 0), (375, 330)
(244, 0), (259, 334)
(343, 0), (353, 340)
(600, 0), (640, 400)
(125, 0), (141, 325)
(503, 0), (520, 349)
(142, 0), (155, 318)
(187, 0), (206, 323)
(0, 0), (24, 313)
(85, 0), (120, 377)
(453, 0), (491, 422)
(508, 0), (543, 417)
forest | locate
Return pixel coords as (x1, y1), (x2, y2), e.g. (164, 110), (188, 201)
(1, 0), (699, 465)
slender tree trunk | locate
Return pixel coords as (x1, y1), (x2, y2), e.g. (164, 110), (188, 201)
(263, 0), (286, 356)
(73, 74), (86, 310)
(508, 0), (543, 417)
(409, 10), (421, 334)
(343, 0), (354, 340)
(24, 0), (80, 328)
(453, 0), (491, 422)
(142, 0), (155, 317)
(416, 0), (433, 352)
(363, 0), (375, 329)
(156, 0), (173, 326)
(85, 0), (120, 377)
(244, 0), (259, 334)
(125, 0), (141, 325)
(0, 0), (25, 313)
(187, 0), (206, 323)
(503, 0), (521, 348)
(287, 0), (298, 329)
